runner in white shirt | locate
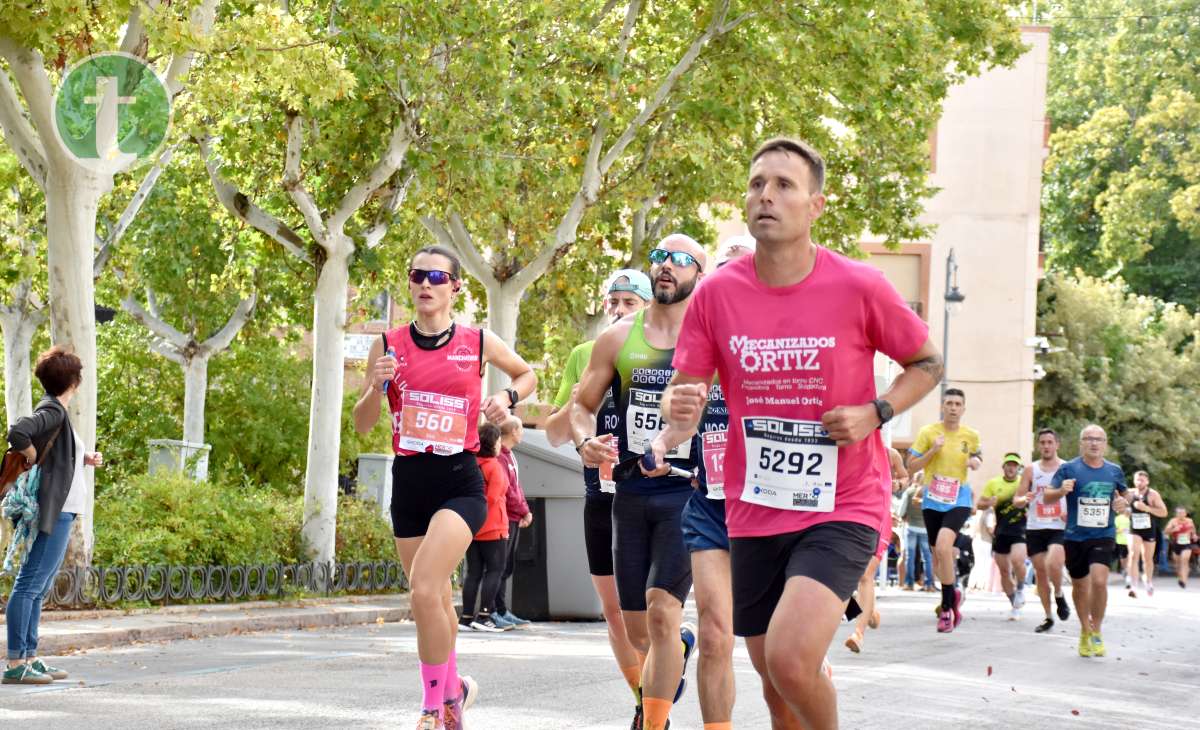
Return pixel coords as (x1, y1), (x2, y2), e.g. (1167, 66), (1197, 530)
(1015, 428), (1070, 633)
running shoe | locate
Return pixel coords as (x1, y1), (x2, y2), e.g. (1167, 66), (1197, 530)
(936, 609), (954, 633)
(1035, 618), (1054, 633)
(1179, 580), (1186, 589)
(952, 587), (964, 628)
(902, 584), (915, 592)
(674, 622), (697, 704)
(1077, 632), (1092, 658)
(459, 616), (475, 631)
(443, 676), (478, 730)
(415, 709), (442, 730)
(629, 703), (643, 730)
(1090, 633), (1106, 657)
(500, 610), (532, 628)
(844, 631), (864, 653)
(1013, 587), (1026, 610)
(1055, 594), (1071, 620)
(490, 613), (516, 630)
(867, 610), (881, 630)
(1008, 606), (1020, 622)
(469, 615), (506, 633)
(1147, 584), (1154, 596)
(28, 659), (67, 680)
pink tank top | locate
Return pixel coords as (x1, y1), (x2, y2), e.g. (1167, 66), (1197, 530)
(384, 324), (484, 456)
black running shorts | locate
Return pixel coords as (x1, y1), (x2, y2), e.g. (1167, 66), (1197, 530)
(390, 451), (487, 538)
(730, 521), (877, 638)
(992, 530), (1026, 555)
(1026, 529), (1064, 556)
(1064, 538), (1115, 580)
(612, 489), (693, 611)
(923, 506), (971, 539)
(583, 492), (616, 577)
(1130, 527), (1157, 543)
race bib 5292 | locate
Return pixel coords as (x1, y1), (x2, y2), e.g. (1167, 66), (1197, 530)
(741, 417), (837, 512)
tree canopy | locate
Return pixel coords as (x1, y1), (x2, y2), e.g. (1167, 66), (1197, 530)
(1042, 0), (1200, 310)
(1035, 272), (1200, 510)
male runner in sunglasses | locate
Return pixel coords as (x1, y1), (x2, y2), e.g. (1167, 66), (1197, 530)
(543, 269), (654, 724)
(658, 138), (941, 730)
(569, 235), (708, 730)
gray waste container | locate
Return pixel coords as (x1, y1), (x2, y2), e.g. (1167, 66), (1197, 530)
(508, 429), (602, 621)
(357, 454), (394, 521)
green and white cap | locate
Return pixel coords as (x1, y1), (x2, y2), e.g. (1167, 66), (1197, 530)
(605, 269), (653, 301)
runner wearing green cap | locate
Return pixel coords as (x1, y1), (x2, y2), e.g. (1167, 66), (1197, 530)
(978, 453), (1029, 621)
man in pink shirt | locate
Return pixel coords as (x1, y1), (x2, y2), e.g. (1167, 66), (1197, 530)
(660, 138), (943, 730)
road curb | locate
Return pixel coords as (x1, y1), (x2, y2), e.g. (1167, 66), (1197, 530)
(28, 594), (415, 655)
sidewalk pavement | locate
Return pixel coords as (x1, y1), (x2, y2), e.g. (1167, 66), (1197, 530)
(1, 593), (413, 655)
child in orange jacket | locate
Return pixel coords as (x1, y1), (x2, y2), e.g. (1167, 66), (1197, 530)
(460, 422), (510, 632)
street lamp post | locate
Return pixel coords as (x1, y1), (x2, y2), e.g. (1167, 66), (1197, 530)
(941, 248), (965, 398)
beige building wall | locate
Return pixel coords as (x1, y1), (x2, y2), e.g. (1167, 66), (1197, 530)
(865, 27), (1050, 481)
(714, 28), (1051, 483)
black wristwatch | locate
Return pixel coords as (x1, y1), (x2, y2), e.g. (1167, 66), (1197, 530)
(871, 398), (894, 429)
(504, 387), (520, 410)
(575, 436), (594, 454)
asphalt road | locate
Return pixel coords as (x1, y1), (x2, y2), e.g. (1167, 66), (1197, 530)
(2, 577), (1197, 728)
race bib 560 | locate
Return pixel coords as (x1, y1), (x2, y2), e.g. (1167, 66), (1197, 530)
(396, 390), (469, 455)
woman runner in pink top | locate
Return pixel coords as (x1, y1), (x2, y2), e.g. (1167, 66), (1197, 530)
(353, 245), (536, 730)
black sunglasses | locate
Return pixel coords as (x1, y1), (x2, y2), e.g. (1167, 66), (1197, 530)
(648, 248), (699, 268)
(409, 268), (455, 286)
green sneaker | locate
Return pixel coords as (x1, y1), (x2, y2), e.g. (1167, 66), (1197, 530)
(1090, 633), (1106, 657)
(2, 663), (53, 685)
(1077, 632), (1093, 658)
(29, 659), (67, 680)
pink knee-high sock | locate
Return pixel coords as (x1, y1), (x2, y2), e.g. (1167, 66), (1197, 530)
(444, 650), (461, 701)
(420, 660), (448, 712)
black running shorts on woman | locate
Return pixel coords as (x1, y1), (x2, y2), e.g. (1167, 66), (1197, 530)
(390, 451), (487, 538)
(730, 521), (877, 637)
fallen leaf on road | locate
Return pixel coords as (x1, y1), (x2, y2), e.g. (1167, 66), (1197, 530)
(986, 666), (992, 677)
(376, 617), (385, 624)
(1071, 710), (1080, 716)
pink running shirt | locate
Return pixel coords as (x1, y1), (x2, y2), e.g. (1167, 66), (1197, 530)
(384, 324), (484, 456)
(672, 247), (928, 538)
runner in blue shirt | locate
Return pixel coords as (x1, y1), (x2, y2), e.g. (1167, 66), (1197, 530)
(1044, 424), (1128, 658)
